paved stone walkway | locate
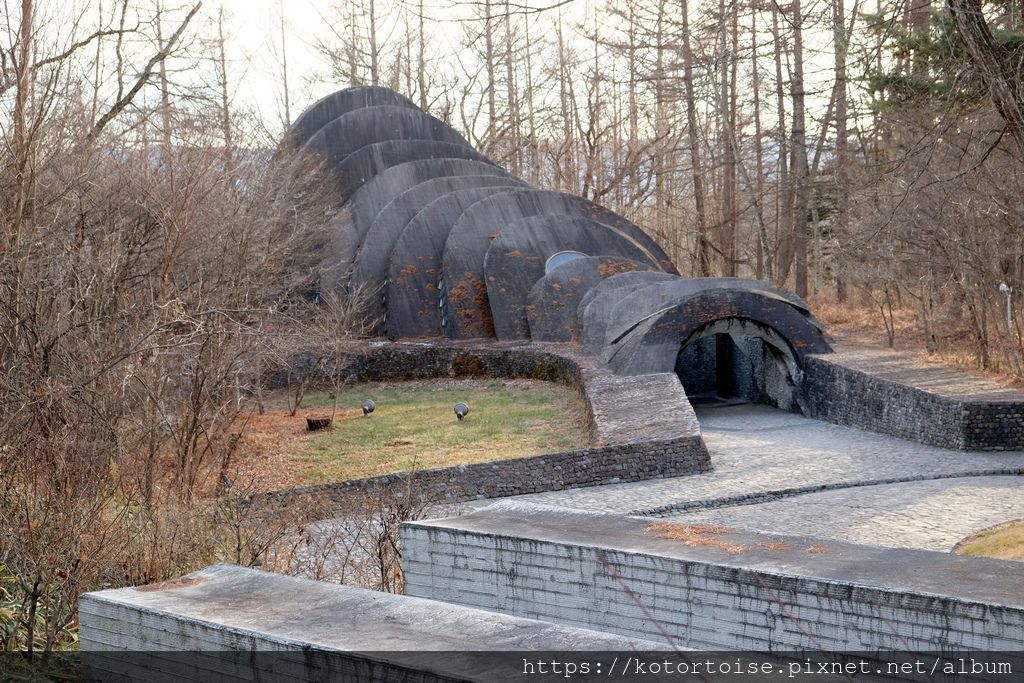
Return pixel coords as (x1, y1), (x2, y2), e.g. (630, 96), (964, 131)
(672, 476), (1024, 551)
(452, 404), (1024, 551)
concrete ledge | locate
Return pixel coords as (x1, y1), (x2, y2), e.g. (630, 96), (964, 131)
(258, 341), (710, 512)
(402, 501), (1024, 651)
(79, 563), (664, 682)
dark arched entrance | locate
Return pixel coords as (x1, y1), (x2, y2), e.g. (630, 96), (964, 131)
(675, 317), (805, 413)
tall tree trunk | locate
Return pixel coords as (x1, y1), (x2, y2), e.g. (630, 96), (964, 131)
(368, 0), (380, 86)
(417, 0), (427, 108)
(791, 0), (810, 297)
(771, 3), (792, 286)
(681, 0), (710, 276)
(833, 0), (849, 301)
(948, 0), (1024, 154)
(216, 8), (233, 164)
(503, 0), (520, 176)
(752, 2), (770, 281)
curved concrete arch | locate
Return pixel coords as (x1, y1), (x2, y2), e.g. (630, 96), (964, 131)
(604, 277), (821, 350)
(303, 105), (473, 168)
(335, 159), (513, 277)
(329, 140), (493, 200)
(605, 289), (832, 376)
(441, 190), (675, 340)
(352, 175), (529, 330)
(527, 256), (653, 343)
(385, 186), (520, 339)
(577, 271), (680, 354)
(483, 216), (658, 341)
(285, 87), (417, 148)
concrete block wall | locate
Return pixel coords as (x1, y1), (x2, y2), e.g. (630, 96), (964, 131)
(402, 502), (1024, 652)
(79, 563), (663, 682)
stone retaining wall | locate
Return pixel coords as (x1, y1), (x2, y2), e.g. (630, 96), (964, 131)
(257, 341), (710, 513)
(803, 355), (1024, 451)
(402, 502), (1024, 652)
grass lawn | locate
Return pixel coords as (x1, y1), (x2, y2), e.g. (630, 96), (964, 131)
(241, 379), (591, 487)
(955, 520), (1024, 561)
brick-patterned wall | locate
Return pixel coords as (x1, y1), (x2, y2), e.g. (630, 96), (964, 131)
(402, 503), (1024, 651)
(78, 564), (659, 682)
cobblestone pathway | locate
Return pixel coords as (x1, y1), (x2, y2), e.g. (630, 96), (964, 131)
(457, 404), (1024, 551)
(672, 476), (1024, 551)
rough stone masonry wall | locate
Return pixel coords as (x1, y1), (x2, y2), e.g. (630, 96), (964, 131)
(257, 341), (710, 513)
(402, 502), (1024, 652)
(802, 355), (1024, 451)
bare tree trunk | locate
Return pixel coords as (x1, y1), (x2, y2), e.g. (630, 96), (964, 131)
(156, 1), (172, 152)
(369, 0), (380, 85)
(791, 0), (810, 298)
(503, 0), (520, 176)
(833, 0), (849, 301)
(484, 0), (497, 155)
(215, 8), (234, 164)
(752, 2), (770, 280)
(681, 0), (710, 276)
(417, 0), (427, 108)
(771, 3), (793, 285)
(948, 0), (1024, 154)
(523, 12), (540, 184)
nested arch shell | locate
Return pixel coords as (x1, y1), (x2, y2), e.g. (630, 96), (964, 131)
(527, 256), (653, 342)
(576, 271), (680, 354)
(603, 277), (818, 351)
(302, 106), (473, 168)
(328, 140), (493, 200)
(605, 288), (832, 376)
(285, 87), (417, 148)
(352, 175), (528, 329)
(333, 159), (511, 277)
(386, 186), (520, 339)
(483, 216), (658, 340)
(442, 190), (676, 340)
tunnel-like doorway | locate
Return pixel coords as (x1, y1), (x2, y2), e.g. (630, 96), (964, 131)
(674, 318), (805, 412)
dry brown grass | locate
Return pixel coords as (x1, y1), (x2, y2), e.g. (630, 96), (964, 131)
(233, 378), (591, 490)
(809, 295), (1024, 388)
(757, 541), (794, 551)
(647, 522), (747, 554)
(955, 520), (1024, 561)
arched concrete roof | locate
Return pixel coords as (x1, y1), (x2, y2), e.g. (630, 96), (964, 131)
(331, 159), (510, 278)
(483, 216), (657, 340)
(603, 277), (820, 350)
(605, 288), (832, 375)
(385, 186), (519, 339)
(527, 256), (653, 342)
(286, 86), (417, 147)
(303, 106), (473, 169)
(576, 271), (679, 354)
(351, 175), (527, 330)
(328, 140), (492, 200)
(441, 189), (675, 340)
